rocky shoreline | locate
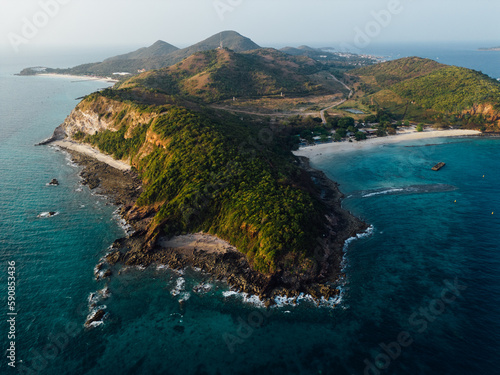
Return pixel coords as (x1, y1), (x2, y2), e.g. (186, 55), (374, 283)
(59, 144), (367, 306)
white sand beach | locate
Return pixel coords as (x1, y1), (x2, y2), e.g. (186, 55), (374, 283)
(52, 140), (131, 171)
(293, 129), (481, 161)
(38, 73), (118, 83)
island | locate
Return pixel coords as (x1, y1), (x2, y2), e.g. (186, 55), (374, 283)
(35, 32), (500, 305)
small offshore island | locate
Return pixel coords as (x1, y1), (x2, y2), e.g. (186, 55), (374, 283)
(30, 31), (500, 309)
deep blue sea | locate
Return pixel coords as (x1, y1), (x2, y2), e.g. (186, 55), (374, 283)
(1, 45), (499, 375)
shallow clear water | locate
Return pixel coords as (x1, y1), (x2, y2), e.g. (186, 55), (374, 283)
(1, 46), (499, 374)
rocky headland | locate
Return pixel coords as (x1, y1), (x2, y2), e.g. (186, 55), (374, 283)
(54, 137), (366, 305)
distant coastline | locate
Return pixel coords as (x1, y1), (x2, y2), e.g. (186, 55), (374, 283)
(478, 47), (500, 51)
(37, 73), (119, 83)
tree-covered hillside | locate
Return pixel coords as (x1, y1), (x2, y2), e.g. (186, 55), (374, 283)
(350, 57), (500, 130)
(392, 66), (500, 112)
(76, 89), (327, 273)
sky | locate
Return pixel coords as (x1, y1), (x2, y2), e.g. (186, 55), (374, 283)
(1, 0), (499, 59)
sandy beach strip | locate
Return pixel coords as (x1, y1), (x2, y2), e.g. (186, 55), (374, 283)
(293, 129), (482, 161)
(37, 73), (118, 83)
(158, 232), (238, 254)
(52, 140), (131, 171)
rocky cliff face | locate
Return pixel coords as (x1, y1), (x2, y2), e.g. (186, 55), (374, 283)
(53, 96), (157, 140)
(462, 103), (500, 130)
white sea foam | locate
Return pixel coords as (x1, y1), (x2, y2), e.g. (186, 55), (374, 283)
(335, 225), (376, 306)
(343, 225), (375, 253)
(178, 292), (191, 303)
(222, 290), (342, 309)
(37, 211), (59, 218)
(100, 287), (111, 299)
(88, 292), (99, 305)
(88, 320), (104, 328)
(362, 188), (405, 198)
(65, 156), (79, 169)
(193, 282), (213, 294)
(222, 290), (265, 307)
(241, 293), (265, 307)
(222, 291), (239, 298)
(171, 277), (186, 297)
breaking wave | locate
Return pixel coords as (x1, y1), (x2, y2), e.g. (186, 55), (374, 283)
(348, 184), (457, 199)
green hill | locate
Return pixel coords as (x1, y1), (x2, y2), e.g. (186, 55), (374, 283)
(117, 48), (326, 103)
(352, 57), (445, 88)
(66, 89), (332, 275)
(392, 66), (500, 112)
(51, 43), (366, 289)
(350, 57), (500, 130)
(103, 40), (179, 62)
(162, 30), (260, 63)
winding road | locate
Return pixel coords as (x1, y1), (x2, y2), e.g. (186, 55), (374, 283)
(319, 74), (353, 124)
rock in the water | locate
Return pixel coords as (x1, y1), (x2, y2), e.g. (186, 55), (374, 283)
(48, 179), (59, 186)
(85, 309), (106, 327)
(103, 269), (112, 278)
(38, 211), (58, 218)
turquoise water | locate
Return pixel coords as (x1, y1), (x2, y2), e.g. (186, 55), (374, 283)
(1, 49), (500, 374)
(314, 138), (500, 374)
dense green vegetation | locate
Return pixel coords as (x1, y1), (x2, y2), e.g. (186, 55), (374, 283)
(69, 54), (500, 274)
(392, 66), (500, 112)
(351, 57), (500, 130)
(86, 124), (148, 160)
(81, 94), (326, 273)
(353, 57), (444, 89)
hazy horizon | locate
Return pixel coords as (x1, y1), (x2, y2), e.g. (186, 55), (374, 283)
(1, 0), (499, 58)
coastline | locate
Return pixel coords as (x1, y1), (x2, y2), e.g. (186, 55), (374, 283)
(52, 140), (131, 171)
(51, 138), (367, 305)
(37, 73), (119, 84)
(293, 129), (482, 162)
(103, 154), (367, 305)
